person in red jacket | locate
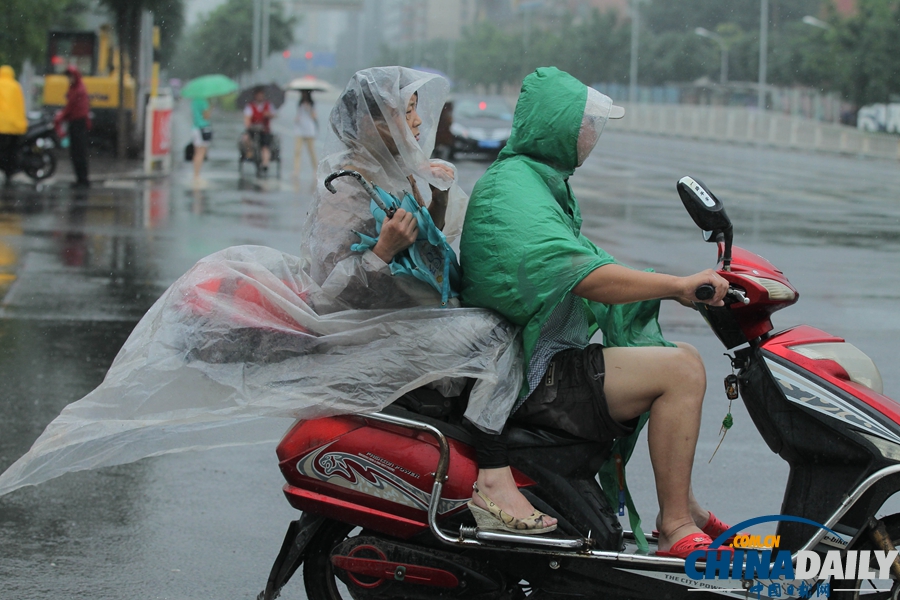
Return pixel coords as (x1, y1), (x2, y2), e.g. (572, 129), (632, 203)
(54, 65), (92, 188)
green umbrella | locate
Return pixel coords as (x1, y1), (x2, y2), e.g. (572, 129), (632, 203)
(181, 74), (239, 99)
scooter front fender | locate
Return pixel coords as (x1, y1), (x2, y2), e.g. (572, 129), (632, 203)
(259, 512), (326, 600)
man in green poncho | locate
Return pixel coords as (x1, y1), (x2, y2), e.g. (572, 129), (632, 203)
(460, 67), (731, 557)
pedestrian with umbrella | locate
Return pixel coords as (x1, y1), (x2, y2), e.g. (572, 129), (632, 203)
(181, 75), (238, 187)
(287, 78), (332, 179)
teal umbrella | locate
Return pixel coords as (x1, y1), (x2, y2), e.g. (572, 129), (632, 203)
(181, 75), (239, 99)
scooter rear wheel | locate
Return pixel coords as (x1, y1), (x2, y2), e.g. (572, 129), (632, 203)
(830, 514), (900, 600)
(301, 519), (532, 599)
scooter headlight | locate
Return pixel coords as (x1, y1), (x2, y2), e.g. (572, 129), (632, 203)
(743, 275), (796, 301)
(789, 342), (884, 393)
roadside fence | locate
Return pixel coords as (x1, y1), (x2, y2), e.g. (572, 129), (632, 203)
(607, 103), (900, 161)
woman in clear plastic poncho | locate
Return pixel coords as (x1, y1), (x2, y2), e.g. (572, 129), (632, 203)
(299, 67), (468, 312)
(0, 68), (522, 498)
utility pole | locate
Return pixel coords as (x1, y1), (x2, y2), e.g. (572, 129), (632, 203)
(758, 0), (768, 112)
(252, 0), (261, 81)
(629, 0), (644, 103)
(261, 0), (271, 76)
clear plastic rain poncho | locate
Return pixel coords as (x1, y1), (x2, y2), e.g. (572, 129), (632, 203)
(301, 67), (468, 311)
(0, 68), (522, 497)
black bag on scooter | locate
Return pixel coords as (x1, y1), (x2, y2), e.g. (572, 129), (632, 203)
(184, 142), (194, 162)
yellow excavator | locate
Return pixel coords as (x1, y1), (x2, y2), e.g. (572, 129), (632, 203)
(42, 25), (135, 142)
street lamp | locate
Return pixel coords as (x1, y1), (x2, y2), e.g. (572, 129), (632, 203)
(802, 15), (832, 30)
(694, 27), (728, 84)
(628, 0), (648, 103)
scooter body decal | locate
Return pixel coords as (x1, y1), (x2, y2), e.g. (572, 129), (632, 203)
(615, 569), (743, 597)
(295, 442), (469, 515)
(766, 359), (900, 446)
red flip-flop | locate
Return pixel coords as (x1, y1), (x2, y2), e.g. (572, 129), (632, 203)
(652, 512), (738, 545)
(703, 511), (738, 545)
(655, 532), (734, 559)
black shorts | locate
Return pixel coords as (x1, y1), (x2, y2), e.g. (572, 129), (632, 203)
(251, 130), (273, 148)
(513, 344), (634, 443)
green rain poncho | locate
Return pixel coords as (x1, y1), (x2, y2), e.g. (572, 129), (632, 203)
(460, 67), (675, 551)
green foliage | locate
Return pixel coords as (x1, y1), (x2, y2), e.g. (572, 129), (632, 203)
(151, 0), (187, 68)
(0, 0), (88, 70)
(831, 0), (900, 104)
(171, 0), (295, 79)
(454, 22), (521, 87)
(375, 0), (900, 106)
(642, 0), (824, 35)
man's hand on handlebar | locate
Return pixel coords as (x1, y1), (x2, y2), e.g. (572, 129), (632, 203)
(678, 269), (729, 307)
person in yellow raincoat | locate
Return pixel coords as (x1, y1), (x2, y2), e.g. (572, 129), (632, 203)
(0, 65), (27, 185)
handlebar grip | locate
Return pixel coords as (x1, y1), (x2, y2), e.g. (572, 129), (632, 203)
(695, 284), (715, 301)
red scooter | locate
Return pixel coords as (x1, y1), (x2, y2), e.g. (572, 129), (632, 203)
(258, 177), (900, 600)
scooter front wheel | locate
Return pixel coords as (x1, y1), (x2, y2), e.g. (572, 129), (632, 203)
(830, 514), (900, 600)
(303, 519), (365, 600)
(23, 150), (56, 181)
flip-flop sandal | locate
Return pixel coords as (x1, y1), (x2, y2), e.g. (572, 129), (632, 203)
(652, 512), (739, 545)
(655, 532), (734, 559)
(703, 511), (739, 545)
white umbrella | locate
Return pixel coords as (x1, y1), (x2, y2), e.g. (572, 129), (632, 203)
(287, 77), (334, 92)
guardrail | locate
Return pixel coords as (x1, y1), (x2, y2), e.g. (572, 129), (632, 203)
(607, 103), (900, 161)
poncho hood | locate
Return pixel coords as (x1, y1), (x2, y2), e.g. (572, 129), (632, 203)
(324, 66), (452, 192)
(0, 65), (14, 81)
(499, 67), (586, 175)
(460, 67), (672, 397)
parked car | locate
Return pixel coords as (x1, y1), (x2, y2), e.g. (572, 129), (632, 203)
(442, 95), (514, 160)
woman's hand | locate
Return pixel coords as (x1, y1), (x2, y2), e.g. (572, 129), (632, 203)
(429, 161), (455, 182)
(372, 209), (418, 263)
(677, 269), (730, 307)
(426, 162), (454, 230)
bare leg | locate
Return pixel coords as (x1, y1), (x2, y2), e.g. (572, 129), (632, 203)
(293, 137), (302, 177)
(602, 343), (708, 552)
(305, 137), (318, 170)
(192, 145), (207, 181)
(656, 486), (711, 533)
(262, 146), (271, 168)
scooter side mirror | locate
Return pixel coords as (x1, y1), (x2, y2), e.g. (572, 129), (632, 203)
(677, 176), (732, 241)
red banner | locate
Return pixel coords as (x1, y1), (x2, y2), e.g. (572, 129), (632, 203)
(150, 108), (172, 156)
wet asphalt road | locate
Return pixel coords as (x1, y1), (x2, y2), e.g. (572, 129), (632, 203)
(1, 98), (899, 599)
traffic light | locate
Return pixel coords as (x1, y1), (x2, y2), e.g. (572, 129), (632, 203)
(282, 50), (291, 59)
(305, 51), (314, 60)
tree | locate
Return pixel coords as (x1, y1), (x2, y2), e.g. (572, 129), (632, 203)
(172, 0), (295, 80)
(642, 0), (824, 36)
(0, 0), (89, 70)
(830, 0), (900, 105)
(98, 0), (185, 156)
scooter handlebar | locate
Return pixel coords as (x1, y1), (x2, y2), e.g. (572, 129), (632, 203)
(695, 283), (715, 301)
